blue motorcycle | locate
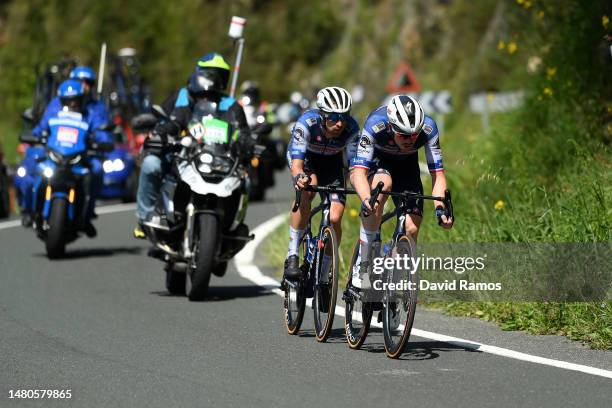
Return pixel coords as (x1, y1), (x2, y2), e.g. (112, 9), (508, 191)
(99, 144), (138, 202)
(20, 111), (112, 258)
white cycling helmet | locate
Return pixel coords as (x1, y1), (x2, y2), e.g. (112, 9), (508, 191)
(316, 86), (352, 113)
(387, 95), (424, 134)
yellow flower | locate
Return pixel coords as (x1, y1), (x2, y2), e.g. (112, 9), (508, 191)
(543, 87), (553, 96)
(603, 15), (610, 29)
(537, 10), (545, 19)
(497, 40), (506, 51)
(546, 67), (557, 79)
(516, 0), (524, 4)
(494, 200), (505, 211)
(507, 42), (518, 54)
(524, 1), (532, 9)
(349, 209), (359, 218)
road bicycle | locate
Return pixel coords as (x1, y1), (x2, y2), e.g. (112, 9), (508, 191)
(282, 184), (356, 342)
(343, 182), (453, 358)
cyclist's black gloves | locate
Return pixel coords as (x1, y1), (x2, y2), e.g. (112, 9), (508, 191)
(293, 173), (309, 190)
(435, 205), (446, 225)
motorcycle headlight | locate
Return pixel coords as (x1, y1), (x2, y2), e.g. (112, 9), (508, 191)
(113, 158), (125, 172)
(103, 160), (114, 173)
(17, 167), (27, 178)
(199, 153), (213, 164)
(43, 167), (54, 178)
(197, 163), (212, 173)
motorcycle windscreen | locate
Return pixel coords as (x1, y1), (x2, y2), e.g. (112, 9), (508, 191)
(47, 113), (89, 156)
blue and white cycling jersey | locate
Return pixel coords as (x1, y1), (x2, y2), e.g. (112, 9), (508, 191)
(349, 106), (444, 173)
(288, 109), (359, 161)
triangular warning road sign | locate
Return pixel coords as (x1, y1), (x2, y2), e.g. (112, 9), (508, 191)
(385, 61), (421, 93)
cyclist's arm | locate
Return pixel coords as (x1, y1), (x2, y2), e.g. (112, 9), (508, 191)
(431, 170), (447, 209)
(288, 121), (311, 179)
(349, 131), (375, 202)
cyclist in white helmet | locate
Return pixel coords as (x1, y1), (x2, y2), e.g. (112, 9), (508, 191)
(283, 86), (360, 281)
(349, 94), (454, 289)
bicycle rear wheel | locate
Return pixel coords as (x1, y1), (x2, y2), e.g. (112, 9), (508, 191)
(313, 226), (339, 342)
(383, 234), (418, 358)
(344, 239), (373, 349)
(283, 233), (309, 335)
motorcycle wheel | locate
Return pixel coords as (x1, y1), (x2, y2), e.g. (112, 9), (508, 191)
(0, 172), (10, 219)
(188, 213), (218, 301)
(46, 198), (66, 259)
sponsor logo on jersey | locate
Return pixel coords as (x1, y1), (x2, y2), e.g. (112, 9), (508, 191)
(306, 117), (317, 126)
(359, 136), (371, 148)
(294, 128), (304, 141)
(423, 124), (433, 135)
(372, 122), (386, 134)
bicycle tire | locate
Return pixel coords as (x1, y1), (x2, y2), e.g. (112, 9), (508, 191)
(313, 226), (339, 342)
(284, 233), (309, 335)
(344, 239), (373, 349)
(383, 234), (418, 358)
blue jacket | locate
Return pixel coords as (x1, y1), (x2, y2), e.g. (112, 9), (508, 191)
(32, 96), (112, 144)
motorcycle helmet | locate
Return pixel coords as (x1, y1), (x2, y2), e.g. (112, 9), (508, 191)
(196, 52), (230, 91)
(187, 71), (223, 104)
(69, 66), (97, 85)
(239, 80), (260, 106)
(58, 79), (85, 112)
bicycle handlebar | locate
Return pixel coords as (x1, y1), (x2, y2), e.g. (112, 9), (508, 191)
(291, 184), (357, 213)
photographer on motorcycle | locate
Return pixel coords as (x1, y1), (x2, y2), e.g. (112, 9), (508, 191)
(134, 53), (252, 237)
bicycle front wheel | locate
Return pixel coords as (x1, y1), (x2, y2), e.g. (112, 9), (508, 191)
(313, 226), (339, 342)
(284, 233), (309, 335)
(383, 234), (418, 358)
(344, 239), (373, 349)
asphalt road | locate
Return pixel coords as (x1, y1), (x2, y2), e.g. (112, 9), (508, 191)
(1, 175), (611, 407)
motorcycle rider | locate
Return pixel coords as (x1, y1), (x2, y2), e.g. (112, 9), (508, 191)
(24, 66), (111, 234)
(283, 86), (359, 281)
(134, 53), (252, 237)
(28, 79), (112, 236)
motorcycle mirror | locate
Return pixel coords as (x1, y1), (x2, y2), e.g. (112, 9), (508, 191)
(151, 104), (169, 120)
(22, 108), (34, 124)
(180, 137), (193, 148)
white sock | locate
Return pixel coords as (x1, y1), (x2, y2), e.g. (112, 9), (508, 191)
(287, 226), (305, 257)
(358, 225), (378, 268)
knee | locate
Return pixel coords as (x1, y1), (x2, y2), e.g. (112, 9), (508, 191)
(141, 155), (161, 176)
(330, 210), (343, 226)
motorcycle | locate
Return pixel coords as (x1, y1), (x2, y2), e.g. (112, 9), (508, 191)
(144, 103), (256, 301)
(19, 111), (113, 258)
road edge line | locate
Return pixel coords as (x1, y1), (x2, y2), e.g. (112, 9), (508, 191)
(234, 213), (612, 380)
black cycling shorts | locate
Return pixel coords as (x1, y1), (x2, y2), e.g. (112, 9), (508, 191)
(287, 152), (346, 204)
(368, 153), (424, 216)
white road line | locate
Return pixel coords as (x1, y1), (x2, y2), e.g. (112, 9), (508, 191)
(0, 203), (136, 231)
(234, 213), (612, 380)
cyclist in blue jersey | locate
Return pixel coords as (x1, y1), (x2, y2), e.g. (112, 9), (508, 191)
(283, 86), (360, 281)
(349, 95), (453, 289)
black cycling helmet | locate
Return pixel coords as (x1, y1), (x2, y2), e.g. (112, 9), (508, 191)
(239, 80), (260, 106)
(187, 71), (223, 103)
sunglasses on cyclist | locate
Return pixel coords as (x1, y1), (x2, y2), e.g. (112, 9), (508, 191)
(394, 131), (419, 139)
(322, 112), (349, 123)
